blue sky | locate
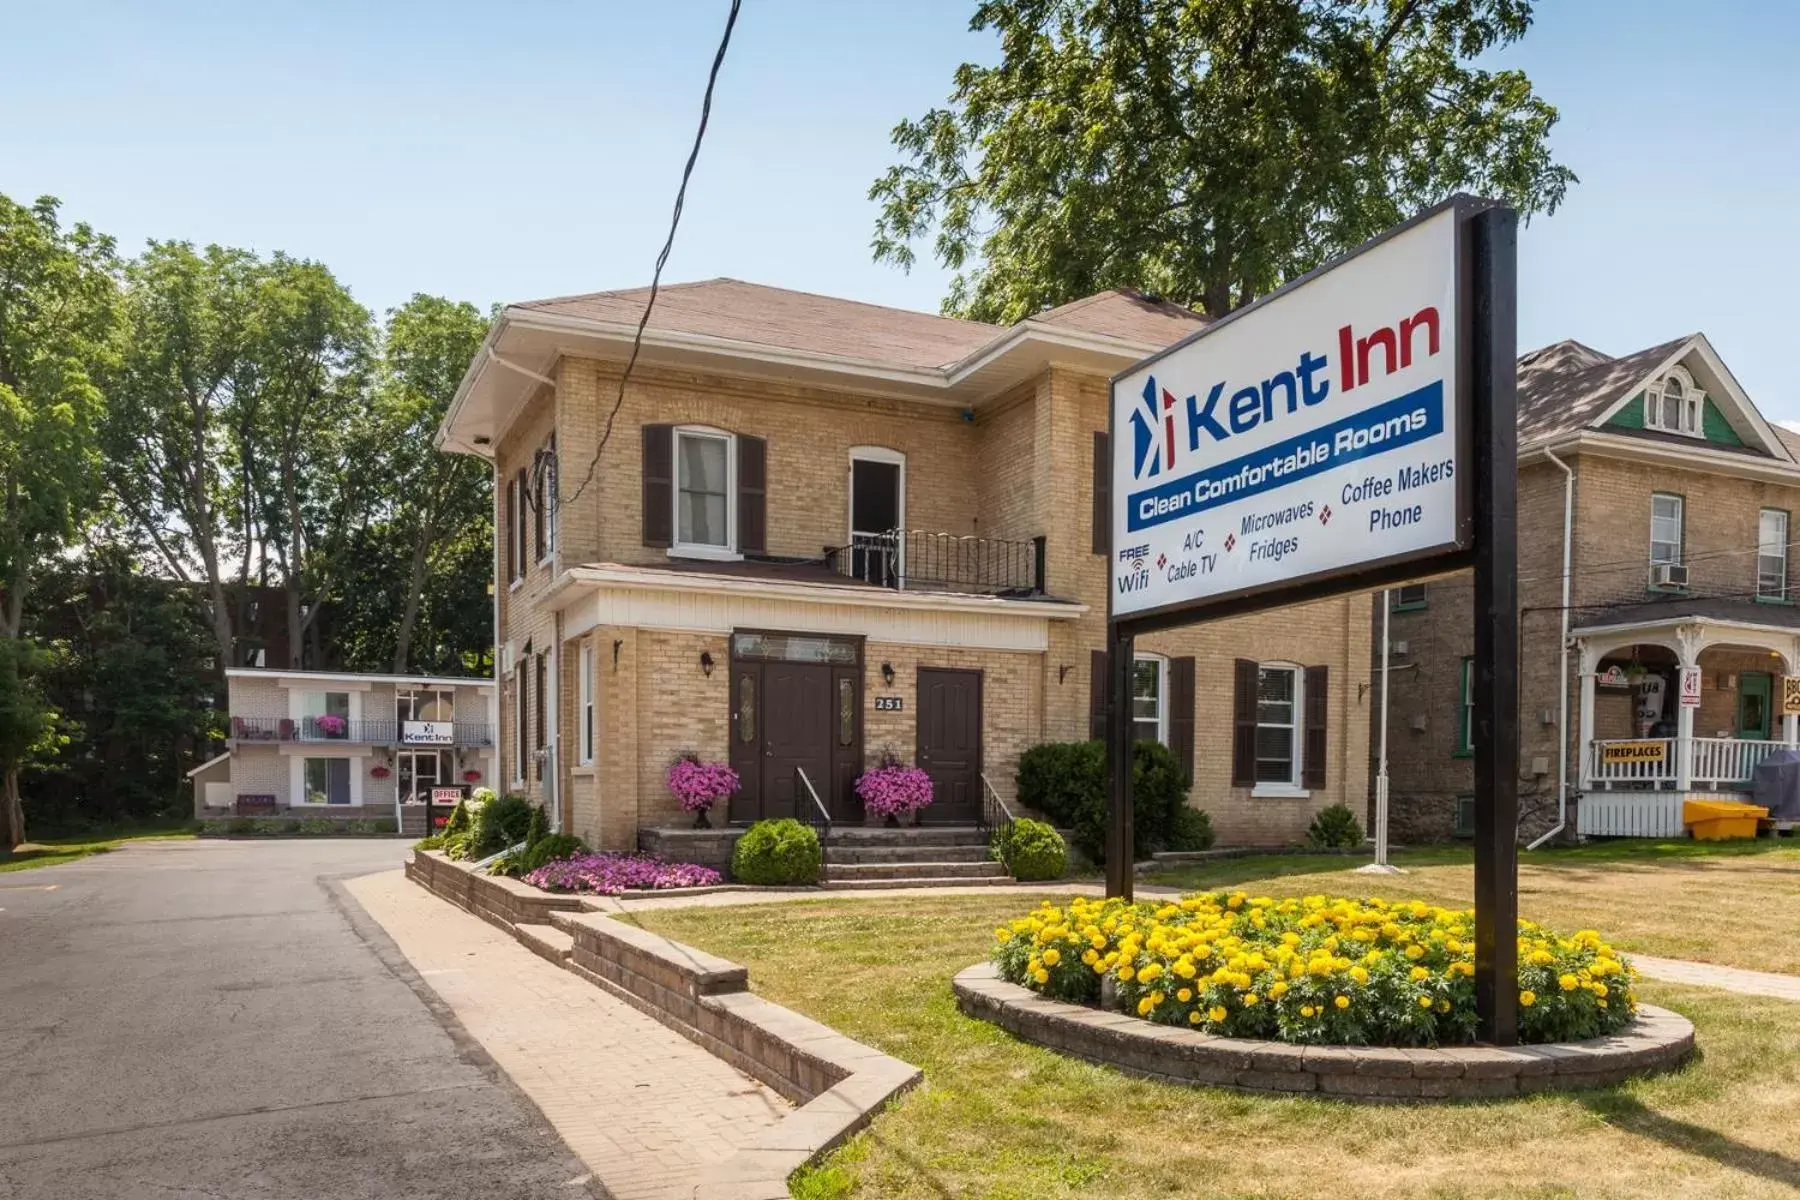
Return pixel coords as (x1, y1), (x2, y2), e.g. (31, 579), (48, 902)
(6, 1), (1799, 420)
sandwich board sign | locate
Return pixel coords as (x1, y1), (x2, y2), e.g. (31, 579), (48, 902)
(1111, 202), (1471, 622)
(1104, 195), (1518, 1043)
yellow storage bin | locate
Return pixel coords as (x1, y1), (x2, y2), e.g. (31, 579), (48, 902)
(1683, 799), (1767, 841)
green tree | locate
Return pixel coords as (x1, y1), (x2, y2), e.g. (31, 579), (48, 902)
(0, 194), (117, 847)
(872, 0), (1574, 321)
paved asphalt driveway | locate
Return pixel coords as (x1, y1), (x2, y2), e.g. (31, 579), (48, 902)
(0, 839), (594, 1199)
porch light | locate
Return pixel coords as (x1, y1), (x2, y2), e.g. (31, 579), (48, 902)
(700, 650), (715, 677)
(882, 662), (896, 686)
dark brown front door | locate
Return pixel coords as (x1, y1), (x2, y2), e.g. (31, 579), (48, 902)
(728, 638), (865, 822)
(917, 667), (981, 824)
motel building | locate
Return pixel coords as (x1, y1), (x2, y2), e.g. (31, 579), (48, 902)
(1380, 333), (1800, 841)
(435, 280), (1374, 864)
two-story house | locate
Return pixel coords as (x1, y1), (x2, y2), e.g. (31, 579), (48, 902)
(189, 668), (497, 831)
(436, 279), (1371, 851)
(1380, 332), (1800, 841)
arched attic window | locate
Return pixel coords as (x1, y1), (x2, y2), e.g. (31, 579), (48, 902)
(1644, 365), (1703, 437)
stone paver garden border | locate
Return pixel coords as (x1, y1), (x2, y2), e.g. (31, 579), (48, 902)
(953, 962), (1694, 1100)
(407, 851), (921, 1198)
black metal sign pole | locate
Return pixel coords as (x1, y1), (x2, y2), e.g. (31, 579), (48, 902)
(1470, 204), (1520, 1045)
(1105, 624), (1135, 901)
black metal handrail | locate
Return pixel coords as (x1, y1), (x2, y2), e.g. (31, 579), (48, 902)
(228, 716), (495, 746)
(795, 766), (832, 837)
(827, 529), (1045, 596)
(978, 772), (1016, 835)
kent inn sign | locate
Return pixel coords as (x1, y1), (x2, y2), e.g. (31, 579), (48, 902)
(1110, 202), (1471, 621)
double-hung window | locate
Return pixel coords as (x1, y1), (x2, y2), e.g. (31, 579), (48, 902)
(674, 428), (734, 555)
(578, 643), (595, 765)
(1650, 493), (1683, 582)
(1254, 665), (1299, 785)
(1392, 582), (1427, 611)
(533, 435), (557, 564)
(512, 660), (528, 784)
(533, 652), (547, 781)
(1131, 655), (1166, 744)
(1758, 509), (1788, 600)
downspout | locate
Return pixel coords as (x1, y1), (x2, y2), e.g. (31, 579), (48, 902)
(1528, 447), (1575, 850)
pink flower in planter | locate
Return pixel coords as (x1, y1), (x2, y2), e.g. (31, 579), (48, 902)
(314, 714), (347, 737)
(666, 757), (740, 815)
(524, 853), (722, 895)
(855, 763), (934, 818)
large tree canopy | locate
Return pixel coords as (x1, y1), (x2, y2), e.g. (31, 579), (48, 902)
(872, 0), (1574, 321)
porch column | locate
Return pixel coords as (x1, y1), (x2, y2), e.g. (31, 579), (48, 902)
(1675, 654), (1697, 793)
(1577, 642), (1597, 790)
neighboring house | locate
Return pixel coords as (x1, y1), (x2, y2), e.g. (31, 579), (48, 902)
(188, 669), (498, 831)
(436, 278), (1372, 851)
(1379, 333), (1800, 841)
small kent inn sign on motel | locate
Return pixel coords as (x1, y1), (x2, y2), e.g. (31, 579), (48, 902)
(1110, 204), (1469, 620)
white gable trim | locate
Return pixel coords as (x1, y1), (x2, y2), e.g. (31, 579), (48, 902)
(1588, 335), (1791, 462)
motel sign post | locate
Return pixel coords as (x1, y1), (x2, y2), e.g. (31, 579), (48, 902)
(1103, 197), (1521, 1045)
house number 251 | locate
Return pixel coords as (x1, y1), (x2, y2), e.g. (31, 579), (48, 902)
(873, 696), (904, 711)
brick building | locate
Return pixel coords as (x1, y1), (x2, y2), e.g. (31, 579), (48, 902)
(437, 279), (1371, 851)
(1377, 333), (1800, 841)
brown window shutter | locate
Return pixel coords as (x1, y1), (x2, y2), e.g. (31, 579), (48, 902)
(504, 477), (517, 582)
(642, 424), (673, 548)
(532, 458), (546, 562)
(1303, 665), (1329, 790)
(1169, 656), (1195, 782)
(1092, 431), (1110, 556)
(1089, 648), (1110, 741)
(1232, 658), (1258, 786)
(512, 469), (527, 578)
(737, 434), (766, 555)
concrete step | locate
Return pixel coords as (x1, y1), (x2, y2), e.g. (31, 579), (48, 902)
(824, 826), (990, 849)
(823, 860), (1009, 882)
(514, 922), (575, 965)
(823, 844), (993, 865)
(820, 874), (1017, 891)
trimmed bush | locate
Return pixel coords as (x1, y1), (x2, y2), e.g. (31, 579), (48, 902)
(991, 818), (1068, 881)
(1019, 739), (1193, 864)
(469, 793), (535, 858)
(413, 834), (446, 851)
(523, 804), (548, 849)
(251, 817), (294, 835)
(492, 832), (588, 878)
(1306, 803), (1365, 850)
(730, 819), (822, 885)
(1166, 805), (1215, 852)
(297, 817), (334, 835)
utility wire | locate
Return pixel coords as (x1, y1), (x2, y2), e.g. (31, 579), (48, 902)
(546, 0), (743, 516)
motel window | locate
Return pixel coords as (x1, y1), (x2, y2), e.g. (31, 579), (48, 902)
(1254, 666), (1300, 785)
(1392, 583), (1427, 611)
(1132, 655), (1167, 745)
(675, 428), (734, 553)
(1758, 509), (1788, 600)
(1644, 367), (1702, 437)
(300, 690), (351, 740)
(1456, 657), (1474, 756)
(302, 757), (351, 806)
(578, 643), (595, 765)
(1650, 494), (1684, 568)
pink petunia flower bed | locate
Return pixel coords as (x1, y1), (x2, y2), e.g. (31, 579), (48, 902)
(523, 852), (722, 896)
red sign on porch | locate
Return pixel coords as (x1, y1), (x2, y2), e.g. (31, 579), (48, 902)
(1679, 667), (1702, 709)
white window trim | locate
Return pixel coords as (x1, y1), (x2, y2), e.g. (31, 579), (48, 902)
(1758, 507), (1789, 599)
(290, 754), (363, 807)
(670, 426), (741, 561)
(1644, 366), (1704, 438)
(1251, 662), (1309, 798)
(578, 642), (595, 765)
(1132, 653), (1168, 746)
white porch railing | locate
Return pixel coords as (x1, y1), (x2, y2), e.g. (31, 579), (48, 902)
(1588, 737), (1788, 789)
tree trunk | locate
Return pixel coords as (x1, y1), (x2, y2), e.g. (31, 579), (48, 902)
(392, 514), (436, 674)
(1, 766), (23, 852)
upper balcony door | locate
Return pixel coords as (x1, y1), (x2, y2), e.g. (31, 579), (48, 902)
(848, 448), (905, 588)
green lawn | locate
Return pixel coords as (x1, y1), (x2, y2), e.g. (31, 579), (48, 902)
(625, 861), (1800, 1199)
(0, 824), (195, 873)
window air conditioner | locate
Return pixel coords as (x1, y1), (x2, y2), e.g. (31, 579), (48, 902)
(1653, 562), (1689, 588)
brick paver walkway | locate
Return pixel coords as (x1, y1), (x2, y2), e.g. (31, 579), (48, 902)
(347, 870), (788, 1200)
(1629, 954), (1800, 1002)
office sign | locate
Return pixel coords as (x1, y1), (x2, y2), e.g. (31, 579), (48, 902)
(1110, 201), (1470, 622)
(403, 720), (454, 745)
(430, 787), (463, 805)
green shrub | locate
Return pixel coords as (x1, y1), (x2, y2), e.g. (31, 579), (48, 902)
(1166, 805), (1215, 852)
(470, 793), (535, 858)
(414, 834), (446, 851)
(523, 804), (548, 849)
(1306, 803), (1365, 850)
(227, 818), (256, 835)
(297, 817), (334, 835)
(199, 819), (230, 836)
(1019, 739), (1193, 864)
(991, 818), (1068, 881)
(251, 817), (294, 835)
(730, 819), (821, 885)
(372, 818), (397, 834)
(442, 799), (473, 838)
(492, 832), (588, 878)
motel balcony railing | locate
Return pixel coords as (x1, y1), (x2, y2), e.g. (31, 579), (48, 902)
(228, 716), (496, 747)
(827, 529), (1046, 597)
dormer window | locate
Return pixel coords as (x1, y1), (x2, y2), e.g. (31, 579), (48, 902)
(1644, 366), (1703, 437)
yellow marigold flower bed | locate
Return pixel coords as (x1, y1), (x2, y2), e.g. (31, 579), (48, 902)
(992, 892), (1637, 1046)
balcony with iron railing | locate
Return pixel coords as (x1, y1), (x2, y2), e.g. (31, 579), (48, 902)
(825, 529), (1046, 597)
(228, 716), (495, 747)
